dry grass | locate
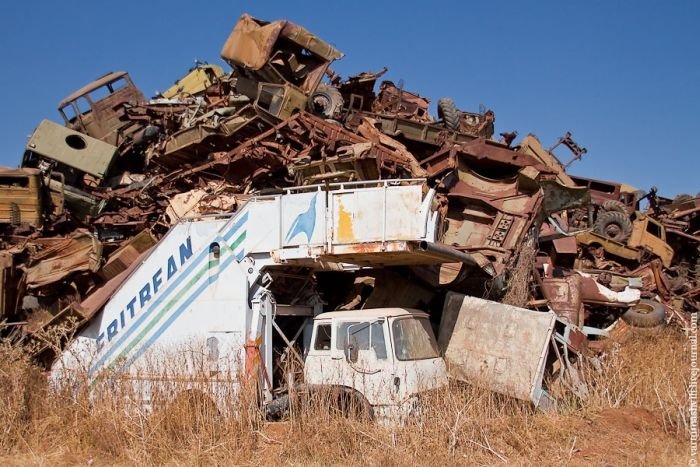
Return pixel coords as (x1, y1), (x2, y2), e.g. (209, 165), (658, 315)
(0, 328), (693, 466)
(502, 242), (537, 307)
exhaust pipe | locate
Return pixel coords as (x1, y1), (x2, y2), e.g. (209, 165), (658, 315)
(417, 240), (478, 268)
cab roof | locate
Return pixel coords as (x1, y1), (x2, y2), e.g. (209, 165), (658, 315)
(314, 307), (428, 321)
(58, 71), (129, 109)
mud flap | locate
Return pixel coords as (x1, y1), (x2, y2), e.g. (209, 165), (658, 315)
(438, 292), (557, 409)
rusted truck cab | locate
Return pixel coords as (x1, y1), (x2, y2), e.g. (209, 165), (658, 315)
(58, 71), (144, 146)
(627, 212), (674, 267)
(0, 168), (44, 228)
(220, 14), (343, 121)
(577, 212), (674, 268)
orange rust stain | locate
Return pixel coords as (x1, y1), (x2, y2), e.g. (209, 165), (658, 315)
(337, 199), (355, 242)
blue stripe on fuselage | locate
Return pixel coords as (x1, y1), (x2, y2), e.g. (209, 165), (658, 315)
(89, 212), (248, 375)
(118, 250), (245, 372)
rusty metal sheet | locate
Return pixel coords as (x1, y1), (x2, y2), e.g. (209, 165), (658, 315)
(279, 21), (343, 62)
(516, 134), (576, 187)
(24, 231), (103, 289)
(0, 251), (18, 321)
(99, 230), (157, 281)
(553, 236), (578, 255)
(539, 179), (591, 214)
(438, 292), (557, 409)
(220, 14), (285, 70)
(77, 249), (151, 321)
(542, 275), (584, 326)
(457, 138), (555, 173)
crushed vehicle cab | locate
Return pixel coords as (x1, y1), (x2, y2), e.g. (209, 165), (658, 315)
(0, 168), (46, 228)
(58, 72), (145, 147)
(22, 120), (114, 220)
(220, 14), (343, 121)
(570, 175), (642, 214)
(0, 167), (65, 233)
(577, 211), (674, 268)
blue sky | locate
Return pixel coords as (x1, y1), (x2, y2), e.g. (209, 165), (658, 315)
(0, 1), (697, 197)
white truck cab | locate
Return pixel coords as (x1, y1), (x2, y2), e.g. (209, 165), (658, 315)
(305, 308), (447, 419)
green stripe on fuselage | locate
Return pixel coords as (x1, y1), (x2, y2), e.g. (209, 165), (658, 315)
(108, 230), (247, 367)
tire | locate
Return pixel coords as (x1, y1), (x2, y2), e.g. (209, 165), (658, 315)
(310, 84), (344, 119)
(336, 389), (373, 421)
(266, 394), (290, 420)
(621, 299), (666, 328)
(601, 199), (627, 213)
(594, 210), (633, 242)
(437, 97), (461, 132)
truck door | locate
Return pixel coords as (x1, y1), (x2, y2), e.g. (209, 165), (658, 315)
(639, 218), (674, 267)
(388, 316), (446, 402)
(334, 319), (396, 408)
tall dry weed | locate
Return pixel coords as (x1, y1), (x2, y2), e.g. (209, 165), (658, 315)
(0, 325), (691, 465)
(581, 329), (691, 436)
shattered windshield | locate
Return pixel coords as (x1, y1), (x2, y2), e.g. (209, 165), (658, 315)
(391, 317), (440, 361)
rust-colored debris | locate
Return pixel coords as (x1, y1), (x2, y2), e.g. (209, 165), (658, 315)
(0, 12), (696, 365)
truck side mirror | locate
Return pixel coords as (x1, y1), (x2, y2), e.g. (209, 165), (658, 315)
(344, 335), (358, 364)
(344, 342), (358, 363)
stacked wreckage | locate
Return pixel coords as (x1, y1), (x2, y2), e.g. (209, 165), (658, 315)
(0, 14), (698, 415)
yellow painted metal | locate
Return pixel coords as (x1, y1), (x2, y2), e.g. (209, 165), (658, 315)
(161, 65), (224, 99)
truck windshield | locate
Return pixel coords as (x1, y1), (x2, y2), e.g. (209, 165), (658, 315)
(391, 317), (439, 361)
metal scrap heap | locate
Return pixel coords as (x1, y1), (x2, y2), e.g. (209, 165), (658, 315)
(0, 13), (697, 366)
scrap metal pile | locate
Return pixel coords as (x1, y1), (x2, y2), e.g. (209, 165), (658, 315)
(0, 13), (697, 362)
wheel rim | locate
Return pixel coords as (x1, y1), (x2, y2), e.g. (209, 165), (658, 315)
(312, 94), (331, 114)
(604, 223), (622, 238)
(633, 302), (655, 315)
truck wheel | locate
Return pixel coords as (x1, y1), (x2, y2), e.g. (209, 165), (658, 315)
(621, 299), (666, 328)
(594, 210), (633, 242)
(336, 388), (373, 421)
(310, 84), (344, 119)
(265, 394), (290, 420)
(437, 98), (461, 132)
(601, 200), (627, 213)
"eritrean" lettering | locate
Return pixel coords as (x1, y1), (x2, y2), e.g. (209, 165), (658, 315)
(96, 237), (193, 352)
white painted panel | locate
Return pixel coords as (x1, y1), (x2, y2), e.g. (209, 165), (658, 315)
(331, 185), (423, 244)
